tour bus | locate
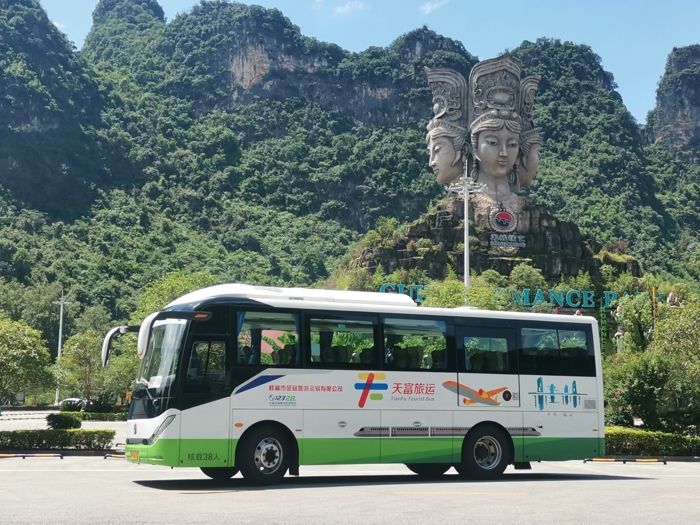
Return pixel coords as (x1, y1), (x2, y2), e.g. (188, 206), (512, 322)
(102, 283), (604, 485)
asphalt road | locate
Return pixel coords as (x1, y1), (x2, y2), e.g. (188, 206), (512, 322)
(0, 457), (698, 525)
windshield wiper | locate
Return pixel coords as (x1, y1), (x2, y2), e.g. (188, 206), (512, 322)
(134, 378), (155, 400)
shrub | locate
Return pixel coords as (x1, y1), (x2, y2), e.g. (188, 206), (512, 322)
(604, 352), (671, 430)
(46, 413), (82, 430)
(605, 426), (700, 456)
(67, 430), (115, 450)
(0, 430), (116, 450)
(80, 412), (128, 421)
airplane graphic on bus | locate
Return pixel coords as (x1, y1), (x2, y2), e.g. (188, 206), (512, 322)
(441, 381), (510, 406)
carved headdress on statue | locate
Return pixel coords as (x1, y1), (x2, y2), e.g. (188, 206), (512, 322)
(516, 75), (543, 189)
(425, 53), (542, 200)
(425, 68), (470, 185)
(467, 54), (541, 188)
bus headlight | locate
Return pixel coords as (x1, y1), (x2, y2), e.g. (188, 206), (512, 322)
(146, 415), (176, 445)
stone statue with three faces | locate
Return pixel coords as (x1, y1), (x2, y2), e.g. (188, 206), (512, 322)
(425, 56), (542, 234)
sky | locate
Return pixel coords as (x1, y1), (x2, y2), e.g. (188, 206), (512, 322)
(40, 0), (700, 124)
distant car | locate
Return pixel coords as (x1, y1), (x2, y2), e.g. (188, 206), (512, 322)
(58, 398), (85, 410)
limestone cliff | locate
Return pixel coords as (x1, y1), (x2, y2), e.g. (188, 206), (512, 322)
(83, 0), (476, 126)
(650, 45), (700, 164)
(226, 26), (474, 126)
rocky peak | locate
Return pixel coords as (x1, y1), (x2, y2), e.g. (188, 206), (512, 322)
(651, 45), (700, 164)
(664, 44), (700, 75)
(83, 0), (166, 67)
(91, 0), (165, 26)
(391, 26), (470, 62)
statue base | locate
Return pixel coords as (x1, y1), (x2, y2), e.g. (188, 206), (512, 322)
(357, 196), (641, 282)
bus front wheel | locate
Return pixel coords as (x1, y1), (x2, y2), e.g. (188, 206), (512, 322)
(405, 463), (450, 478)
(200, 467), (239, 481)
(238, 426), (290, 485)
(458, 425), (511, 480)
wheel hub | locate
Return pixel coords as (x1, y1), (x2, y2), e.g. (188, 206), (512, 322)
(254, 437), (283, 473)
(473, 435), (502, 470)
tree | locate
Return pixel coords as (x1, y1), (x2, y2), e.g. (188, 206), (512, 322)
(101, 350), (139, 403)
(57, 331), (104, 402)
(509, 264), (548, 292)
(647, 301), (700, 433)
(0, 318), (53, 404)
(75, 304), (113, 334)
(614, 293), (653, 353)
(131, 271), (216, 324)
(421, 271), (466, 308)
(604, 351), (672, 431)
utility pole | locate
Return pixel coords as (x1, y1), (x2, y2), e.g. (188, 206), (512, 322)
(53, 292), (71, 406)
(460, 174), (484, 292)
(651, 285), (659, 327)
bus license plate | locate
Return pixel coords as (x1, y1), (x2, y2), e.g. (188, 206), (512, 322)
(130, 451), (139, 461)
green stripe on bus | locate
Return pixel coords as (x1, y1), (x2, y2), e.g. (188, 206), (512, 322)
(522, 437), (601, 461)
(126, 436), (602, 468)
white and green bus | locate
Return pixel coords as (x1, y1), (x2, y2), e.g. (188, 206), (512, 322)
(102, 283), (604, 485)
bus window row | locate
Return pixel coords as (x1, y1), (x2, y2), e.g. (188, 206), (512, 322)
(185, 307), (596, 379)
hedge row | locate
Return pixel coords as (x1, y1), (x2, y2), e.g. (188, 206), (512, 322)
(0, 430), (116, 450)
(46, 413), (82, 430)
(606, 426), (700, 456)
(79, 412), (128, 421)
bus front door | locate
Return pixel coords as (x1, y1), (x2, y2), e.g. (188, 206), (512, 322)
(178, 336), (232, 468)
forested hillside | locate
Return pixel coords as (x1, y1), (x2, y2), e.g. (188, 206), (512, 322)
(1, 0), (700, 355)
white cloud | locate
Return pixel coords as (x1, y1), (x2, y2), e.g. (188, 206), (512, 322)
(333, 1), (367, 16)
(50, 19), (65, 29)
(419, 0), (450, 15)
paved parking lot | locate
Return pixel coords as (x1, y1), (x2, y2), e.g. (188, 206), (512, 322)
(0, 457), (698, 525)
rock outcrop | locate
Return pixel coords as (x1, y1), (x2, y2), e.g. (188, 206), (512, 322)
(357, 197), (641, 283)
(651, 45), (700, 164)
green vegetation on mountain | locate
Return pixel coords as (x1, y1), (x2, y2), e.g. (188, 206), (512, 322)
(0, 0), (111, 218)
(2, 0), (700, 372)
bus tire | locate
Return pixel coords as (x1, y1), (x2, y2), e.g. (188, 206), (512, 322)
(459, 425), (511, 480)
(237, 425), (290, 485)
(405, 463), (450, 478)
(200, 467), (239, 481)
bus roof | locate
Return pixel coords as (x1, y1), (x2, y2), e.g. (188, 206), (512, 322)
(167, 283), (418, 309)
(166, 283), (598, 327)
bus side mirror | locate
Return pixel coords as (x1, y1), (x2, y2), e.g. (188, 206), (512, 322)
(102, 325), (140, 367)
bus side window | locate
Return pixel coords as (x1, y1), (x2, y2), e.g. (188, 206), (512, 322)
(382, 318), (447, 371)
(463, 336), (509, 373)
(519, 327), (594, 377)
(236, 311), (300, 368)
(308, 316), (378, 369)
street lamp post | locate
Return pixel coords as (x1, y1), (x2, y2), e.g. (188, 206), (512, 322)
(459, 175), (484, 290)
(53, 292), (71, 406)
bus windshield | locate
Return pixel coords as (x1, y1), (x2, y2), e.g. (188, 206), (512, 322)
(135, 319), (188, 396)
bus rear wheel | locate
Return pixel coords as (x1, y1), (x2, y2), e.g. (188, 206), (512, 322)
(238, 426), (290, 486)
(405, 463), (450, 478)
(200, 467), (239, 481)
(458, 425), (511, 480)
